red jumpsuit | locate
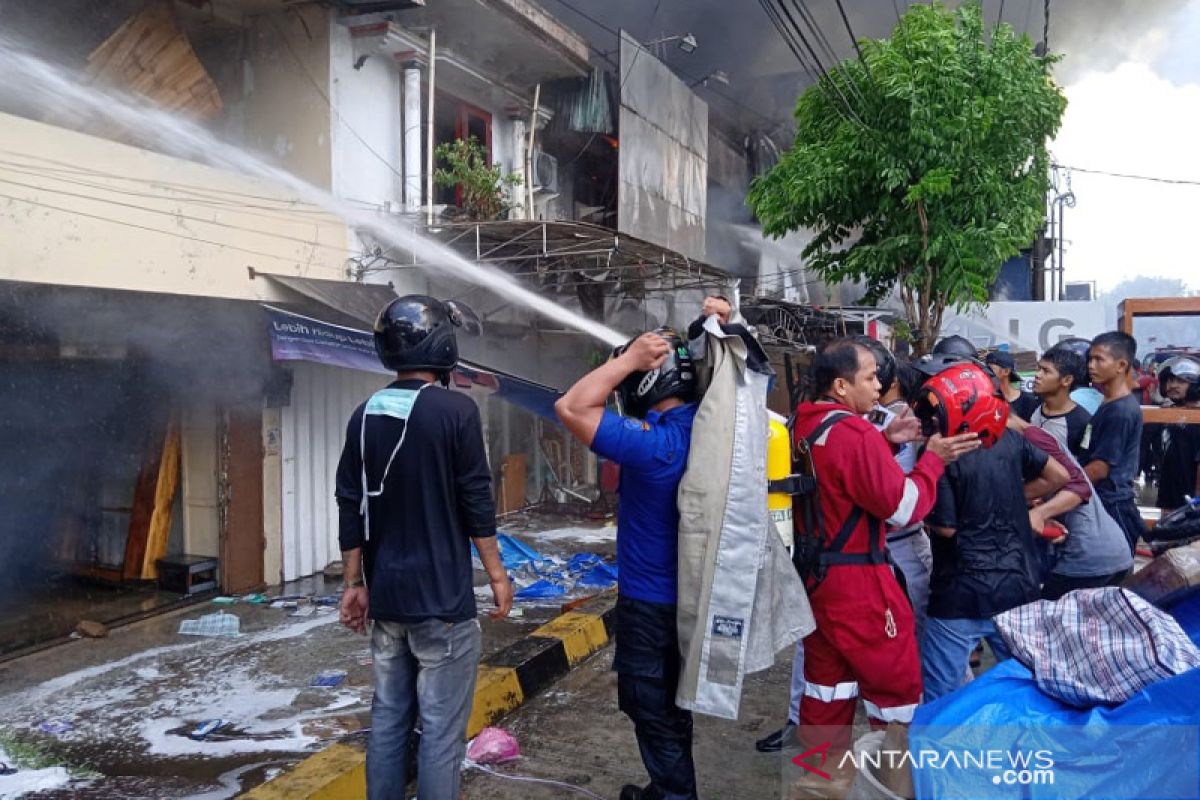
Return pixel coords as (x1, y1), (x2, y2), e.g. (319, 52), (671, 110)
(792, 402), (945, 744)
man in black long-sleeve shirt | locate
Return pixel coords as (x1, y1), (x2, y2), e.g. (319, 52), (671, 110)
(335, 295), (511, 800)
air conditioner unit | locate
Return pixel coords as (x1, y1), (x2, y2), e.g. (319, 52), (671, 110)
(532, 149), (558, 194)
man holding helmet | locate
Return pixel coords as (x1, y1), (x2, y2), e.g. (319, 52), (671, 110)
(334, 295), (512, 800)
(1156, 355), (1200, 513)
(913, 347), (1069, 701)
(555, 295), (731, 800)
(790, 339), (978, 756)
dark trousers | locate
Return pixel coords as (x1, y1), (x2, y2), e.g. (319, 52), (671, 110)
(1041, 568), (1131, 601)
(614, 595), (697, 800)
(1104, 496), (1149, 554)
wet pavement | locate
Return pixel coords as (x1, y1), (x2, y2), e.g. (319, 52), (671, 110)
(0, 518), (616, 799)
(460, 644), (796, 800)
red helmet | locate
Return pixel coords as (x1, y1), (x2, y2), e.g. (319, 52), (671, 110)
(913, 362), (1009, 448)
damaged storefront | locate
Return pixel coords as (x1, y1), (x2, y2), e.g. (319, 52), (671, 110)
(0, 284), (280, 657)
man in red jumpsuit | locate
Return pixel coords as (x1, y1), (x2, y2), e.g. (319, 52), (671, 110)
(792, 339), (978, 751)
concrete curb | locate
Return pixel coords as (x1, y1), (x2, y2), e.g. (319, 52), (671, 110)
(242, 592), (617, 799)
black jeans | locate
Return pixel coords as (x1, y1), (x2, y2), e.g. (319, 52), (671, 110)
(614, 595), (697, 800)
(1104, 496), (1149, 555)
(1041, 568), (1131, 601)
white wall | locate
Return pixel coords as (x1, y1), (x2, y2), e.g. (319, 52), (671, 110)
(329, 22), (403, 211)
(281, 362), (386, 581)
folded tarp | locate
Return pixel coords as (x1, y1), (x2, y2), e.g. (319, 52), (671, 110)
(910, 592), (1200, 799)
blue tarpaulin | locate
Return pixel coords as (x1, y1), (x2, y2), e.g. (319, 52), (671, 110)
(514, 580), (568, 600)
(911, 592), (1200, 799)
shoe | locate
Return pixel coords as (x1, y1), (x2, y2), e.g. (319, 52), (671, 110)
(756, 721), (798, 753)
(619, 785), (644, 800)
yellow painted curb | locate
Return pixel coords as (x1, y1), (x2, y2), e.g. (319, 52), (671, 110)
(531, 610), (609, 665)
(466, 665), (523, 739)
(240, 742), (365, 800)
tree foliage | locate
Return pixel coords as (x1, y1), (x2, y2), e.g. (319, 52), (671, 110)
(434, 136), (522, 220)
(748, 1), (1067, 352)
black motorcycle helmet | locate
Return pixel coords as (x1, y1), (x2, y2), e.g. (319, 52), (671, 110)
(1045, 337), (1093, 387)
(932, 334), (977, 359)
(855, 336), (896, 395)
(373, 295), (481, 376)
(1049, 337), (1092, 361)
(613, 327), (697, 419)
(1158, 355), (1200, 403)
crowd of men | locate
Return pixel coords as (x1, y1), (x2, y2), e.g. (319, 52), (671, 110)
(334, 294), (1200, 800)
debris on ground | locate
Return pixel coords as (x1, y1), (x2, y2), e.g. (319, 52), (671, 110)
(466, 727), (520, 765)
(36, 718), (73, 735)
(323, 560), (345, 579)
(74, 620), (109, 639)
(240, 593), (268, 605)
(189, 719), (227, 740)
(178, 611), (240, 638)
(475, 532), (618, 607)
(310, 669), (347, 688)
(211, 596), (237, 605)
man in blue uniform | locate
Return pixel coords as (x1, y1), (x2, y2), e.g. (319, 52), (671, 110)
(555, 297), (730, 800)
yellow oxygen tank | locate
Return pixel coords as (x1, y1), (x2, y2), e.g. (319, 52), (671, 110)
(767, 416), (793, 553)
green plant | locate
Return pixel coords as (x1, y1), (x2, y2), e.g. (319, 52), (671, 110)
(748, 1), (1066, 353)
(434, 136), (522, 221)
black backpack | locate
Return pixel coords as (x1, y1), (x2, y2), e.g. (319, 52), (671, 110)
(784, 411), (887, 588)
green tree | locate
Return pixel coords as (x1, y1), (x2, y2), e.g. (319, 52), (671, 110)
(434, 136), (522, 220)
(748, 1), (1066, 353)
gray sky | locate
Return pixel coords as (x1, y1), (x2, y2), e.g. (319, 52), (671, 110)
(1051, 0), (1200, 292)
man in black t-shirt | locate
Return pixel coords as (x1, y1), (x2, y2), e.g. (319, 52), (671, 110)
(986, 351), (1039, 421)
(335, 296), (512, 800)
(1030, 347), (1092, 460)
(922, 429), (1068, 701)
(1156, 355), (1200, 513)
(1083, 331), (1148, 554)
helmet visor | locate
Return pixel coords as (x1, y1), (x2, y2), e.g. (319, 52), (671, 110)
(1160, 356), (1200, 383)
(444, 300), (482, 336)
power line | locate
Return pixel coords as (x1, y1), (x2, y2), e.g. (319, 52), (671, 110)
(767, 0), (865, 124)
(560, 0), (661, 169)
(548, 0), (779, 126)
(267, 17), (405, 183)
(0, 175), (356, 255)
(793, 0), (868, 104)
(1051, 164), (1200, 187)
(757, 0), (820, 85)
(0, 191), (360, 266)
(833, 0), (865, 61)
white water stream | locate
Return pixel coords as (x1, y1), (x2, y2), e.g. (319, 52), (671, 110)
(0, 38), (628, 347)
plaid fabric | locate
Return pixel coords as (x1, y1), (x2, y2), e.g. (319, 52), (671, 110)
(993, 588), (1200, 708)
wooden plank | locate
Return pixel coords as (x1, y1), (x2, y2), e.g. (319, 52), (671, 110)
(1143, 405), (1200, 425)
(499, 453), (528, 514)
(1119, 297), (1200, 329)
(141, 418), (182, 580)
(123, 421), (166, 582)
(85, 0), (223, 119)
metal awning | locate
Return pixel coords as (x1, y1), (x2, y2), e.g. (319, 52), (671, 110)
(358, 220), (734, 297)
(260, 273), (396, 327)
